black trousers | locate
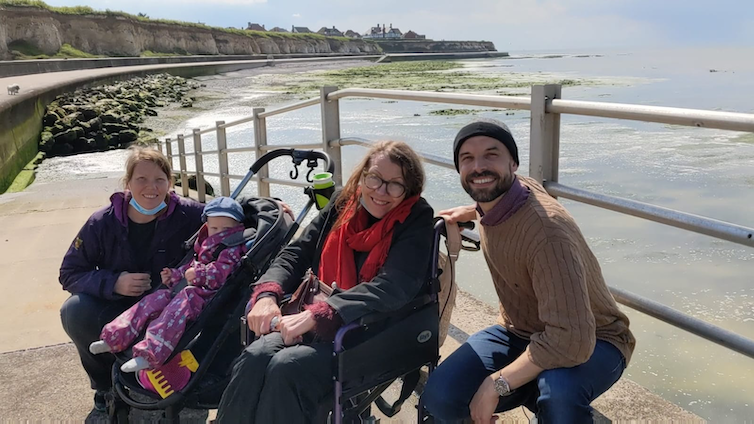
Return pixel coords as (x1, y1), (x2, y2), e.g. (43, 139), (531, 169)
(216, 332), (333, 424)
(60, 293), (138, 390)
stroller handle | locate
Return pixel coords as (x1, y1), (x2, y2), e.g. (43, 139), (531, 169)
(250, 149), (334, 175)
(232, 149), (334, 199)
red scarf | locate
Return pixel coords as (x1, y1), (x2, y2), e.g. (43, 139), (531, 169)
(318, 193), (419, 290)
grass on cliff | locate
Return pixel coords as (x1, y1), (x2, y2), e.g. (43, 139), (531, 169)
(141, 50), (184, 57)
(10, 41), (101, 59)
(0, 0), (368, 45)
(258, 60), (588, 94)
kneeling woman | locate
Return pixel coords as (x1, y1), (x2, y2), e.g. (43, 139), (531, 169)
(216, 141), (434, 423)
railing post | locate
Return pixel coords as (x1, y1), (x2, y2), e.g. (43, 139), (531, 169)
(164, 138), (173, 175)
(320, 86), (343, 186)
(177, 134), (189, 197)
(193, 128), (206, 203)
(253, 108), (271, 197)
(216, 120), (231, 196)
(157, 140), (163, 154)
(529, 84), (562, 192)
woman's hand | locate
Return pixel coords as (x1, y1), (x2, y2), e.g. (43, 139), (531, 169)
(114, 272), (152, 297)
(470, 374), (500, 424)
(247, 297), (282, 335)
(184, 267), (196, 285)
(281, 202), (295, 220)
(160, 268), (172, 286)
(438, 204), (477, 225)
(278, 311), (316, 346)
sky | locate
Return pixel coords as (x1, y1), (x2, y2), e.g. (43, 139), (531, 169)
(44, 0), (754, 51)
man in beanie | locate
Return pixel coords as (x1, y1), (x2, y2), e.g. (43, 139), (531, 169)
(422, 119), (635, 423)
(89, 196), (248, 375)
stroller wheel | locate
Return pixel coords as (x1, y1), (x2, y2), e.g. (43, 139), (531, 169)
(105, 391), (130, 424)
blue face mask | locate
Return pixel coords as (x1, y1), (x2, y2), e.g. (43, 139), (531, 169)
(360, 196), (376, 217)
(129, 197), (167, 216)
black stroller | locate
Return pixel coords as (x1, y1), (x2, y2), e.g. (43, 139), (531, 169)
(106, 149), (333, 423)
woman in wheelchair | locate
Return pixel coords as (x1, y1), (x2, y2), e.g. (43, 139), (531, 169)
(216, 141), (434, 423)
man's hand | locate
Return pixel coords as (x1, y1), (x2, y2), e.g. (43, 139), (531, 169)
(184, 267), (196, 285)
(470, 374), (500, 424)
(248, 297), (282, 335)
(438, 204), (477, 225)
(278, 311), (316, 345)
(114, 272), (152, 297)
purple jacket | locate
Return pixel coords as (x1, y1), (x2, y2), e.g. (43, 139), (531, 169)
(59, 191), (204, 300)
(168, 224), (248, 290)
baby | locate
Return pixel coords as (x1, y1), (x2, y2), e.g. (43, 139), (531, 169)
(89, 197), (248, 372)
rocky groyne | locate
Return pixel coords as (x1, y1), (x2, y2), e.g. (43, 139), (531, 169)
(39, 74), (197, 156)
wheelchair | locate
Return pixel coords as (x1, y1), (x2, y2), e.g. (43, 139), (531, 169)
(324, 218), (479, 424)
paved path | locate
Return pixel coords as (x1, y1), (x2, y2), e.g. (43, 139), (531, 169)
(0, 175), (705, 422)
(0, 55), (383, 111)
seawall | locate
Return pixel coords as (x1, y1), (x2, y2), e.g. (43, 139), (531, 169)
(0, 57), (361, 193)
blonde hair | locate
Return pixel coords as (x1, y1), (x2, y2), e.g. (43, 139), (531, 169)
(333, 140), (425, 227)
(121, 147), (173, 189)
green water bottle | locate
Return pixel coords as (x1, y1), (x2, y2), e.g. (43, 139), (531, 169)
(312, 172), (335, 210)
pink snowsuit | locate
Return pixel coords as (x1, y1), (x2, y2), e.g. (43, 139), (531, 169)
(99, 224), (247, 368)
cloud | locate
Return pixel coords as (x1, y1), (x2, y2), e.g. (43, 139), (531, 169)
(292, 13), (301, 18)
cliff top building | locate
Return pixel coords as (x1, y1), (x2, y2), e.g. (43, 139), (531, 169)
(403, 30), (426, 39)
(362, 24), (403, 39)
(317, 26), (344, 37)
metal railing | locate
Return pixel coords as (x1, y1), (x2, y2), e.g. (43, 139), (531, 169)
(160, 84), (754, 360)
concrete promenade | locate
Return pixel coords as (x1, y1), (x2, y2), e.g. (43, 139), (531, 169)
(0, 174), (705, 422)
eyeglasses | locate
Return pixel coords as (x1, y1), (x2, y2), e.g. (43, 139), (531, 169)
(362, 172), (407, 198)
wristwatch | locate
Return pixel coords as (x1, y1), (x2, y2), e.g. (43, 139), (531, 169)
(493, 374), (513, 397)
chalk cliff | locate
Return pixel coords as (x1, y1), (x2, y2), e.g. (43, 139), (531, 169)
(0, 5), (381, 60)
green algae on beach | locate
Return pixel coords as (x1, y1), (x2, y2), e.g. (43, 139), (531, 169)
(249, 61), (593, 95)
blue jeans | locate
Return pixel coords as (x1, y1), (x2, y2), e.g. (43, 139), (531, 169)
(422, 325), (626, 424)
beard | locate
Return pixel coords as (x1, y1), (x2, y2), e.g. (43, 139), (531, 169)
(461, 169), (515, 203)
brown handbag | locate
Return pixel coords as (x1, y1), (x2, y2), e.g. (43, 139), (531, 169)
(280, 268), (334, 315)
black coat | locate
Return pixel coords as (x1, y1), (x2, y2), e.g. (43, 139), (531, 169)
(259, 193), (434, 324)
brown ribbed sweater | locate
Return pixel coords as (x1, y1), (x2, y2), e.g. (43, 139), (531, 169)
(478, 176), (635, 369)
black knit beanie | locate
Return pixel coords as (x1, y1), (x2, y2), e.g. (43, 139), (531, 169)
(453, 121), (519, 171)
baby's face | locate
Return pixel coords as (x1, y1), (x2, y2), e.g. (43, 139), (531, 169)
(206, 216), (241, 236)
